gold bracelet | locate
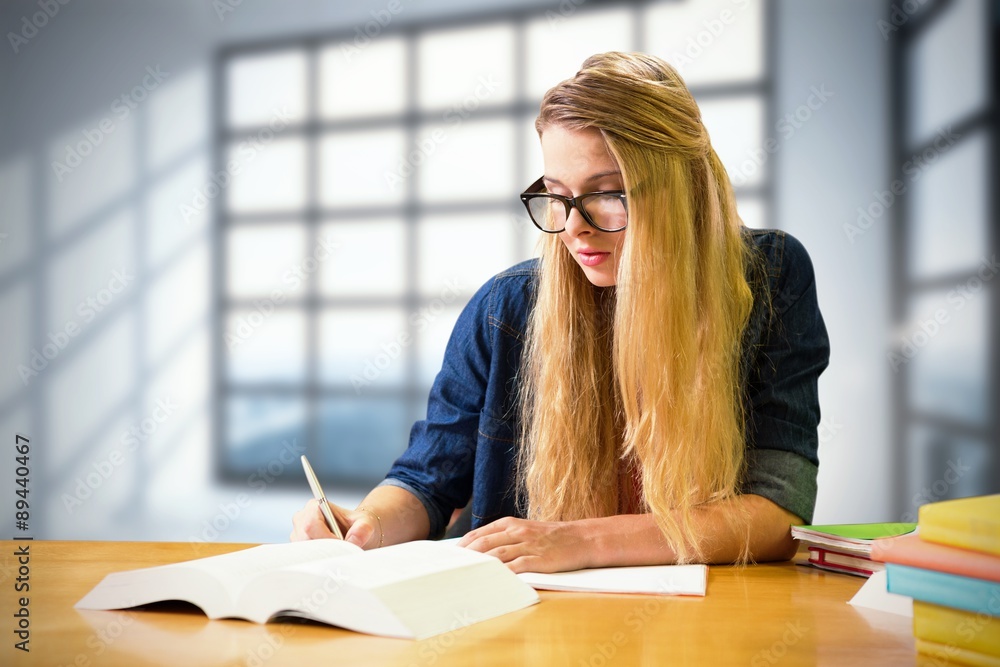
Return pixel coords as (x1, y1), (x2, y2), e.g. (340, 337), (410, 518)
(356, 506), (383, 548)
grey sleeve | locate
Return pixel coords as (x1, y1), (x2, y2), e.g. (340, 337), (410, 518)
(742, 449), (818, 523)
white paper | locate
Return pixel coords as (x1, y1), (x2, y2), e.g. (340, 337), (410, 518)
(518, 564), (707, 596)
(847, 570), (913, 617)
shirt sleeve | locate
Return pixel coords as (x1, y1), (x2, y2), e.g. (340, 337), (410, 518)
(378, 276), (496, 539)
(741, 232), (830, 524)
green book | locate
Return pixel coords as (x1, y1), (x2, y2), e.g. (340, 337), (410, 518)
(791, 523), (917, 557)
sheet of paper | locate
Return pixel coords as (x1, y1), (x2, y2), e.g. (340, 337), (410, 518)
(848, 570), (913, 617)
(517, 564), (707, 596)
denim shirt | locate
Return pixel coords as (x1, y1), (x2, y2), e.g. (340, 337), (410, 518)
(380, 229), (830, 538)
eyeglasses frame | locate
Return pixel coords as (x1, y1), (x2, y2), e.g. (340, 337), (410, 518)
(519, 176), (628, 233)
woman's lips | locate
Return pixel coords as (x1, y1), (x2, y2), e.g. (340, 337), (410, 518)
(578, 250), (610, 267)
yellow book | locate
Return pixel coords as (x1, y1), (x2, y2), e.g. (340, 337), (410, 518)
(920, 495), (1000, 557)
(917, 638), (1000, 667)
(914, 602), (1000, 656)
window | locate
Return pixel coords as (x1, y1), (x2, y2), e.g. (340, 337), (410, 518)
(215, 0), (773, 486)
(889, 0), (998, 512)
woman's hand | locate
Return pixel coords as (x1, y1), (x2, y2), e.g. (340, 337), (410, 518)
(457, 517), (593, 574)
(289, 499), (379, 549)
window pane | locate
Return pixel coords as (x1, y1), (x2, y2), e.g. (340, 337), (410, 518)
(319, 308), (408, 389)
(226, 310), (307, 383)
(0, 283), (31, 407)
(416, 119), (515, 202)
(226, 223), (307, 298)
(227, 50), (308, 128)
(644, 0), (764, 85)
(698, 95), (765, 188)
(736, 196), (767, 230)
(227, 137), (307, 214)
(909, 130), (988, 280)
(317, 397), (410, 482)
(418, 24), (515, 111)
(525, 7), (634, 99)
(319, 219), (406, 297)
(0, 154), (32, 273)
(225, 394), (307, 473)
(417, 212), (516, 297)
(903, 288), (989, 426)
(521, 113), (543, 182)
(907, 0), (988, 147)
(320, 36), (407, 119)
(148, 68), (208, 172)
(320, 129), (407, 207)
(416, 305), (463, 387)
(906, 425), (994, 508)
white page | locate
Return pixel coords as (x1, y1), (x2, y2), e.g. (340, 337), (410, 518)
(518, 564), (707, 596)
(171, 540), (362, 597)
(848, 570), (913, 617)
(283, 540), (496, 590)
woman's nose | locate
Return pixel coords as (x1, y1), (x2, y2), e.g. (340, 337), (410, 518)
(563, 205), (592, 238)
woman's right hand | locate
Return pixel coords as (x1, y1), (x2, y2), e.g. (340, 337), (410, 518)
(289, 499), (379, 549)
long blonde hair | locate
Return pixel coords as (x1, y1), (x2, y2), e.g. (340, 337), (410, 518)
(517, 52), (758, 563)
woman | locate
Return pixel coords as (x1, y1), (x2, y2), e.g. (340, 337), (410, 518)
(291, 52), (829, 573)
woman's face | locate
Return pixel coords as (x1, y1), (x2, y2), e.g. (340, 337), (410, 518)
(539, 125), (627, 287)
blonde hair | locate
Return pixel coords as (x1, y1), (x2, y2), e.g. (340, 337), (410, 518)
(517, 52), (758, 563)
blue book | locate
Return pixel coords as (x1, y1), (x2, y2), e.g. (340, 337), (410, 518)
(885, 563), (1000, 615)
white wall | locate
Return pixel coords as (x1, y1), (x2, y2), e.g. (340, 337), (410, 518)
(773, 0), (894, 522)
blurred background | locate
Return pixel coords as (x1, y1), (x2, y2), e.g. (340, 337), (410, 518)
(0, 0), (995, 544)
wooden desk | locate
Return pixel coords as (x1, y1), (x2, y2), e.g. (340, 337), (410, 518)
(1, 540), (930, 666)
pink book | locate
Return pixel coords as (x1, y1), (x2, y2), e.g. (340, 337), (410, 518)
(871, 533), (1000, 582)
(807, 547), (883, 577)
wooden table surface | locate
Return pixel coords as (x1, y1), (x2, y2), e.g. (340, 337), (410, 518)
(0, 539), (933, 666)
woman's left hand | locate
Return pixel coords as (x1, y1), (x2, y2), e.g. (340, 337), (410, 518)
(456, 517), (593, 573)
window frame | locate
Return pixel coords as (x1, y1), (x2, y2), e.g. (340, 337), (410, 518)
(211, 0), (776, 486)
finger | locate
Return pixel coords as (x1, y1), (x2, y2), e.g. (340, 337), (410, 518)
(483, 542), (529, 565)
(463, 530), (518, 555)
(290, 509), (311, 541)
(504, 555), (541, 574)
(325, 501), (352, 536)
(344, 516), (375, 548)
(292, 501), (337, 540)
(456, 529), (478, 548)
(456, 517), (508, 548)
(290, 521), (313, 542)
(304, 519), (336, 540)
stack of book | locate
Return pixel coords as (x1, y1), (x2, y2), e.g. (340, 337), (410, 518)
(791, 522), (916, 577)
(871, 494), (1000, 667)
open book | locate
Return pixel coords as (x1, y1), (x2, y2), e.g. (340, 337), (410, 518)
(75, 540), (539, 640)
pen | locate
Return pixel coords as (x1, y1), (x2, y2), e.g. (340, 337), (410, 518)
(300, 455), (344, 540)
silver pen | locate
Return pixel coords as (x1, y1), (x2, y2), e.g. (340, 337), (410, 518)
(300, 455), (344, 540)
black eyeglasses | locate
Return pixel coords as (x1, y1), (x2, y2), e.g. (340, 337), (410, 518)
(519, 176), (628, 233)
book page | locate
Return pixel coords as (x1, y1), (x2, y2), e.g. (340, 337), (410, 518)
(173, 540), (362, 597)
(281, 541), (496, 590)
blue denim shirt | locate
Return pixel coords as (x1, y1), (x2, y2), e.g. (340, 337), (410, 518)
(380, 229), (830, 538)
